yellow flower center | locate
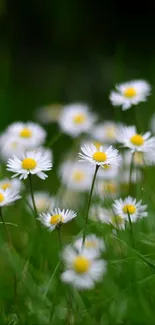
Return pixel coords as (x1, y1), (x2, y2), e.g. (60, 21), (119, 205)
(93, 141), (102, 150)
(73, 256), (90, 273)
(19, 128), (32, 138)
(1, 183), (12, 190)
(124, 87), (136, 98)
(85, 240), (97, 248)
(106, 126), (116, 139)
(123, 204), (136, 214)
(130, 134), (144, 146)
(50, 214), (63, 225)
(0, 193), (5, 202)
(22, 158), (37, 170)
(104, 182), (117, 193)
(72, 171), (85, 182)
(11, 141), (18, 149)
(73, 113), (86, 124)
(93, 151), (107, 162)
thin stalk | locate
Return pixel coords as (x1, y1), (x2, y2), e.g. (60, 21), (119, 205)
(0, 207), (12, 247)
(127, 210), (135, 249)
(47, 132), (62, 148)
(28, 174), (38, 216)
(129, 152), (135, 194)
(82, 165), (99, 246)
(57, 226), (62, 250)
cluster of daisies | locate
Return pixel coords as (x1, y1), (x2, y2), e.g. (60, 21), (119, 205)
(0, 78), (155, 290)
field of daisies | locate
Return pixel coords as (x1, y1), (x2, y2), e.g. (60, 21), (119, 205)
(1, 79), (155, 324)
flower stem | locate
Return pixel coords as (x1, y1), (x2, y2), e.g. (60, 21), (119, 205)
(0, 207), (12, 247)
(82, 165), (99, 246)
(28, 174), (38, 216)
(127, 210), (135, 249)
(129, 152), (135, 194)
(57, 226), (62, 250)
(47, 132), (62, 148)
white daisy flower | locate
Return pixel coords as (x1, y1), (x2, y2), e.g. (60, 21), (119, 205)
(0, 178), (22, 192)
(32, 147), (53, 163)
(123, 149), (155, 167)
(59, 160), (93, 192)
(38, 208), (77, 231)
(93, 122), (123, 144)
(119, 169), (142, 185)
(36, 103), (62, 124)
(110, 80), (151, 110)
(89, 205), (125, 229)
(113, 196), (147, 222)
(74, 234), (105, 258)
(117, 126), (155, 153)
(79, 144), (121, 168)
(97, 180), (119, 199)
(7, 150), (52, 180)
(0, 135), (26, 160)
(6, 122), (46, 148)
(97, 164), (120, 180)
(0, 188), (21, 207)
(58, 103), (96, 137)
(61, 245), (106, 289)
(27, 192), (56, 214)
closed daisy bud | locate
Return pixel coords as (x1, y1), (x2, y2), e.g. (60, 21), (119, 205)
(7, 150), (52, 180)
(27, 192), (56, 214)
(0, 188), (21, 207)
(110, 80), (151, 110)
(74, 234), (105, 258)
(61, 245), (106, 289)
(6, 122), (46, 148)
(38, 208), (77, 231)
(79, 144), (121, 168)
(58, 103), (96, 137)
(117, 126), (155, 153)
(113, 196), (147, 222)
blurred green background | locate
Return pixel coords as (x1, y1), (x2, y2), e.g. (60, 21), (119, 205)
(1, 0), (155, 129)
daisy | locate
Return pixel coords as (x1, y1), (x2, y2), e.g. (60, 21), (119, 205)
(6, 122), (46, 148)
(0, 178), (22, 192)
(97, 180), (119, 199)
(113, 196), (147, 222)
(110, 80), (151, 110)
(61, 245), (106, 289)
(97, 165), (120, 180)
(0, 135), (26, 160)
(59, 160), (93, 192)
(7, 150), (52, 180)
(123, 149), (155, 167)
(93, 122), (123, 144)
(119, 169), (143, 185)
(79, 144), (121, 168)
(0, 188), (21, 207)
(36, 103), (62, 124)
(89, 205), (125, 229)
(27, 192), (56, 213)
(74, 234), (105, 258)
(117, 126), (155, 153)
(38, 208), (77, 231)
(58, 103), (96, 137)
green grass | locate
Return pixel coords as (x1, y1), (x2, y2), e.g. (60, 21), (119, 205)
(0, 122), (155, 325)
